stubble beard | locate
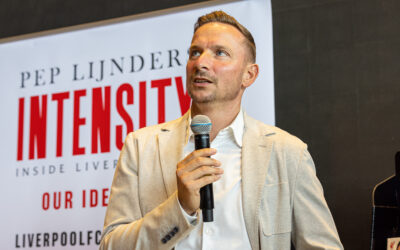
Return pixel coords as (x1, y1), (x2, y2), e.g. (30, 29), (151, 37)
(187, 69), (244, 105)
(187, 72), (217, 104)
(188, 88), (216, 104)
(188, 80), (242, 105)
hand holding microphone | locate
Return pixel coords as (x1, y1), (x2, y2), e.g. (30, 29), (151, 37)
(176, 115), (221, 222)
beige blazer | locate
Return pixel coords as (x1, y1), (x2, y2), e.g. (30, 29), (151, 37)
(100, 112), (343, 250)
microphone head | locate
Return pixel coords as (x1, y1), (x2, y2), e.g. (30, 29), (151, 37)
(190, 115), (212, 135)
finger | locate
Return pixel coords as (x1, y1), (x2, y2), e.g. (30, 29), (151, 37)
(180, 148), (217, 165)
(191, 174), (222, 190)
(177, 157), (220, 178)
(180, 157), (221, 173)
(187, 165), (224, 181)
(189, 156), (221, 168)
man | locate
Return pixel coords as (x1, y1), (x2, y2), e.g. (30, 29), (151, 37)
(100, 11), (343, 249)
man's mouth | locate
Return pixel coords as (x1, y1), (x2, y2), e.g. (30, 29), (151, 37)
(193, 77), (213, 84)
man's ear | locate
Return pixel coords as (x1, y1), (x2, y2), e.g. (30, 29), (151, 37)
(242, 63), (259, 88)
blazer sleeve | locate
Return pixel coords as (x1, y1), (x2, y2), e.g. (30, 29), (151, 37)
(291, 146), (344, 250)
(100, 133), (197, 250)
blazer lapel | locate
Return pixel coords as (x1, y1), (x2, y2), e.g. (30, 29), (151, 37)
(158, 113), (189, 197)
(242, 114), (275, 250)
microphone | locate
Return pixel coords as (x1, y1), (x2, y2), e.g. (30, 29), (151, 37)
(190, 115), (214, 222)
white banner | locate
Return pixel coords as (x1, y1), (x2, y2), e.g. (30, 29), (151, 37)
(0, 0), (274, 249)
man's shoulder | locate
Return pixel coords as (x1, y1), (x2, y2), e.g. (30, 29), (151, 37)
(245, 114), (307, 151)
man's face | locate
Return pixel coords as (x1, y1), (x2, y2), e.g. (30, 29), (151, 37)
(186, 22), (250, 105)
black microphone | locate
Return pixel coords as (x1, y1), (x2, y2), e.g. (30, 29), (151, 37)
(190, 115), (214, 222)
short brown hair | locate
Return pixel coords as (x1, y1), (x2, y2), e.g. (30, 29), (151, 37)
(194, 11), (256, 62)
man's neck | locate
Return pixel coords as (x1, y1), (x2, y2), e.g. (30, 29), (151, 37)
(191, 101), (241, 141)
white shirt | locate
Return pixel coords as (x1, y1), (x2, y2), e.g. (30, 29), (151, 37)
(175, 110), (252, 250)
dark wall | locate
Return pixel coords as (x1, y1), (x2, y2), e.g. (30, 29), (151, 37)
(1, 0), (400, 249)
(0, 0), (209, 38)
(272, 0), (400, 249)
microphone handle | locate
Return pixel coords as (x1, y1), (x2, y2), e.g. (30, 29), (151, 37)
(200, 184), (214, 222)
(194, 134), (214, 222)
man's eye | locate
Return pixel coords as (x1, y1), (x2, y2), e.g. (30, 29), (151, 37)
(216, 50), (228, 56)
(190, 51), (201, 58)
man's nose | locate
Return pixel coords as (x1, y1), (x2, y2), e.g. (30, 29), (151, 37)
(194, 51), (211, 70)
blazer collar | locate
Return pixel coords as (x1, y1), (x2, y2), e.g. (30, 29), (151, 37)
(242, 112), (276, 250)
(157, 112), (190, 197)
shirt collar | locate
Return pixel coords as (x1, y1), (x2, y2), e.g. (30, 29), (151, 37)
(186, 108), (244, 147)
